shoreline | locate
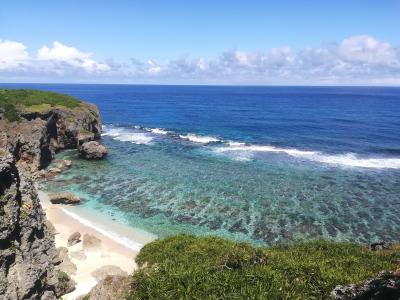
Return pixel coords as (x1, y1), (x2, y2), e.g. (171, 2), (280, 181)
(38, 190), (155, 299)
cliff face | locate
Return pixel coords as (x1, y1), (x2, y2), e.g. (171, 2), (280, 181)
(0, 155), (61, 299)
(0, 98), (102, 299)
(0, 102), (101, 176)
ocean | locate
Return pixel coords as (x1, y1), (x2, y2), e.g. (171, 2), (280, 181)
(3, 84), (400, 246)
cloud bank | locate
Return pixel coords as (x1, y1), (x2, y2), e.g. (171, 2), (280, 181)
(1, 35), (400, 85)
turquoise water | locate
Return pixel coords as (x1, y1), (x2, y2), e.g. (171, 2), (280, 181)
(43, 137), (400, 246)
(4, 84), (396, 246)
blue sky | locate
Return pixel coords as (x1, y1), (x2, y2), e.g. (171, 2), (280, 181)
(1, 1), (400, 84)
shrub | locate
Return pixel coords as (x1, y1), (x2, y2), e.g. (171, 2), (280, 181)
(128, 234), (399, 299)
(0, 89), (81, 121)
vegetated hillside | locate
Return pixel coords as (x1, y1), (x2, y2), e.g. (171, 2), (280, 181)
(0, 89), (81, 121)
(0, 89), (102, 174)
(127, 235), (399, 299)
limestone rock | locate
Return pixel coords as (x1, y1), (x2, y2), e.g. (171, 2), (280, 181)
(0, 101), (102, 176)
(70, 251), (87, 261)
(0, 155), (72, 299)
(331, 271), (400, 299)
(82, 233), (102, 250)
(82, 275), (131, 300)
(68, 231), (82, 246)
(57, 247), (77, 275)
(49, 192), (80, 204)
(91, 265), (128, 281)
(79, 141), (108, 159)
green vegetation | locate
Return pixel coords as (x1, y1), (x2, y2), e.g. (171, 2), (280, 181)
(128, 234), (399, 299)
(56, 270), (71, 291)
(0, 89), (81, 121)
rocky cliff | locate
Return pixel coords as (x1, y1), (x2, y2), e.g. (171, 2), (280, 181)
(0, 101), (101, 176)
(0, 92), (102, 299)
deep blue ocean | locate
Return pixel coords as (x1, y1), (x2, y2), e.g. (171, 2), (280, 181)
(2, 83), (400, 245)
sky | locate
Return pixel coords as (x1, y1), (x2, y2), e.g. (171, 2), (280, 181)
(1, 0), (400, 85)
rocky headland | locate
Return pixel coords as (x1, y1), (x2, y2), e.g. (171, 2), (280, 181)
(0, 89), (105, 299)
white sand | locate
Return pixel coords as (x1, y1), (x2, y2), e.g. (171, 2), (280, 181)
(38, 190), (154, 300)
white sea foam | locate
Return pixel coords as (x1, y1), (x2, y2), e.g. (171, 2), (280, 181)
(227, 141), (246, 146)
(146, 127), (170, 135)
(179, 134), (220, 144)
(102, 126), (153, 145)
(59, 207), (144, 252)
(213, 144), (400, 169)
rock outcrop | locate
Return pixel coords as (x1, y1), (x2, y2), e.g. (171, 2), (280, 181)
(0, 94), (103, 299)
(79, 275), (131, 300)
(67, 232), (81, 246)
(0, 155), (73, 299)
(82, 233), (102, 250)
(331, 271), (400, 300)
(0, 101), (102, 177)
(79, 141), (108, 160)
(48, 192), (80, 205)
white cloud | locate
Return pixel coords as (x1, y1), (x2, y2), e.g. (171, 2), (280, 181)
(37, 41), (111, 73)
(338, 35), (399, 66)
(0, 40), (29, 70)
(1, 35), (399, 84)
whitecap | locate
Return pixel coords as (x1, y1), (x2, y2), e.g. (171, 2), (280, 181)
(102, 126), (153, 145)
(179, 133), (220, 144)
(213, 144), (400, 169)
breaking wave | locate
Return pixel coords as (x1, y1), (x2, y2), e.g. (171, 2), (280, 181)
(213, 144), (400, 169)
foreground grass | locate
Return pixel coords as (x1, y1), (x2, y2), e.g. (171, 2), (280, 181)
(128, 235), (399, 300)
(0, 89), (81, 121)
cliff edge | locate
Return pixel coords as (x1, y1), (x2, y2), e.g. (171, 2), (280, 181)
(0, 89), (102, 176)
(0, 89), (102, 299)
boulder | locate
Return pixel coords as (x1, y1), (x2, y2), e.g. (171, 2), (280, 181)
(63, 159), (72, 167)
(49, 192), (80, 205)
(82, 233), (102, 250)
(67, 232), (82, 246)
(79, 141), (108, 160)
(331, 271), (400, 299)
(46, 167), (62, 177)
(91, 265), (128, 281)
(57, 247), (77, 275)
(80, 275), (130, 300)
(70, 251), (87, 261)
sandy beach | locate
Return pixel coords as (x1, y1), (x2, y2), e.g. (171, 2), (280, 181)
(38, 190), (153, 300)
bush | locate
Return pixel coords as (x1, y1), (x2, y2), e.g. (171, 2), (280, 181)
(0, 89), (81, 121)
(128, 234), (399, 299)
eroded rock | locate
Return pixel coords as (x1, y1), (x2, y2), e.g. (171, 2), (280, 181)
(83, 233), (102, 250)
(80, 275), (131, 300)
(331, 271), (400, 299)
(79, 141), (108, 160)
(68, 231), (82, 246)
(91, 265), (128, 281)
(0, 155), (72, 299)
(49, 192), (80, 205)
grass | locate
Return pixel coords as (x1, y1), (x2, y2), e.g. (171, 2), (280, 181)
(128, 234), (399, 300)
(0, 89), (81, 121)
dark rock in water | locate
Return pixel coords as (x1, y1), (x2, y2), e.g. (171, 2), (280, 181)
(330, 271), (400, 299)
(67, 231), (82, 246)
(49, 192), (80, 205)
(79, 141), (108, 160)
